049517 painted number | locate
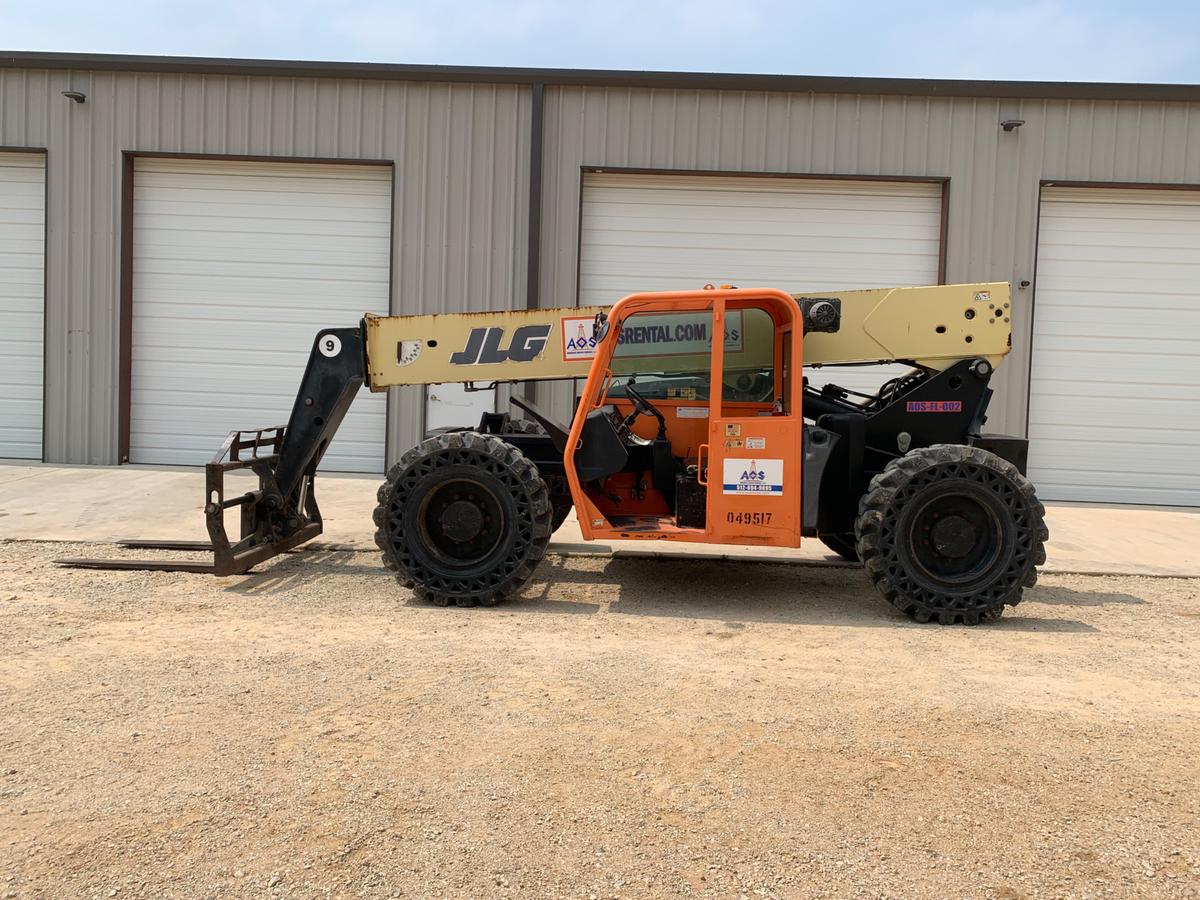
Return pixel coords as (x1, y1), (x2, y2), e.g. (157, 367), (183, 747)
(727, 511), (772, 526)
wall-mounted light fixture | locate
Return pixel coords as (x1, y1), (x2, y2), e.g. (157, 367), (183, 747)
(1000, 118), (1025, 132)
(61, 90), (87, 104)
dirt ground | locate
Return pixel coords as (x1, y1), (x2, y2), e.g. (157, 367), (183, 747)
(1, 540), (1198, 900)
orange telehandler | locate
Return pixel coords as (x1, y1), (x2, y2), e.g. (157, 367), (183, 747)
(63, 283), (1047, 625)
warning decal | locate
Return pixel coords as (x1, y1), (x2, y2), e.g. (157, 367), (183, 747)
(722, 458), (784, 496)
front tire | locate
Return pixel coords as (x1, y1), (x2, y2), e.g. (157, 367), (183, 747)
(373, 431), (552, 607)
(855, 444), (1048, 625)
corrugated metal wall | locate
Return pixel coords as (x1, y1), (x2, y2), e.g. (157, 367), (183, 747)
(2, 64), (1198, 461)
(538, 87), (1200, 432)
(0, 68), (529, 463)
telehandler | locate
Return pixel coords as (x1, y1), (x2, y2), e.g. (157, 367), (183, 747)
(63, 283), (1048, 625)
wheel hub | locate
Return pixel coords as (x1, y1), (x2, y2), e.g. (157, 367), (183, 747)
(930, 515), (976, 558)
(440, 500), (484, 542)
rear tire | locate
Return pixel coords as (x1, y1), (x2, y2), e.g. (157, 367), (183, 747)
(855, 444), (1048, 625)
(819, 533), (860, 562)
(373, 431), (552, 607)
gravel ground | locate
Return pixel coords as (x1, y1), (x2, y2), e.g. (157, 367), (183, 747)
(1, 539), (1199, 899)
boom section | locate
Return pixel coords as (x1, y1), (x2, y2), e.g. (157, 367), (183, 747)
(364, 306), (608, 389)
(362, 282), (1011, 389)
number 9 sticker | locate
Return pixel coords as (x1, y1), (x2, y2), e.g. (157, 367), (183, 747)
(319, 334), (342, 358)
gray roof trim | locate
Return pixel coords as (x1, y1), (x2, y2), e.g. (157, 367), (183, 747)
(2, 50), (1198, 102)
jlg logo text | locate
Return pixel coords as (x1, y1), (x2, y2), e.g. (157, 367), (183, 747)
(449, 325), (552, 365)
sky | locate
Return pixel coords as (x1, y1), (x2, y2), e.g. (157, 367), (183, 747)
(1, 0), (1198, 84)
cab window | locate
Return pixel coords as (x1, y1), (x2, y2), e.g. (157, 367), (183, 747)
(607, 310), (716, 401)
(607, 307), (776, 404)
(721, 307), (775, 404)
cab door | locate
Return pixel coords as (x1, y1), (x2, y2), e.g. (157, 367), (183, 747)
(705, 299), (803, 548)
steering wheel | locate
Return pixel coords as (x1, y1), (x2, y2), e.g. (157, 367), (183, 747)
(619, 378), (668, 441)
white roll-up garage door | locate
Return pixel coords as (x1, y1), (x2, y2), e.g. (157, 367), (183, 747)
(131, 158), (390, 472)
(0, 153), (45, 460)
(579, 173), (943, 394)
(1029, 187), (1200, 506)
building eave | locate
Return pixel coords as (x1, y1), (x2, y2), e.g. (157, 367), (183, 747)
(2, 50), (1199, 102)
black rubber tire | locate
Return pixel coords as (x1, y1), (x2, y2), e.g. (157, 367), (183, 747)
(373, 431), (552, 607)
(854, 443), (1048, 625)
(503, 417), (543, 435)
(819, 533), (860, 562)
(504, 417), (572, 533)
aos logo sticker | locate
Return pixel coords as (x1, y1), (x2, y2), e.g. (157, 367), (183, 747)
(722, 458), (784, 496)
(561, 316), (598, 361)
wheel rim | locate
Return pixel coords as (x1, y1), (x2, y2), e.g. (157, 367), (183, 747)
(415, 478), (505, 567)
(907, 491), (1003, 585)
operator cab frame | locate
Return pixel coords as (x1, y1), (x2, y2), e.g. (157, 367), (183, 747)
(564, 287), (805, 547)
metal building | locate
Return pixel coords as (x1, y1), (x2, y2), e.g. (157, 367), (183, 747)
(1, 51), (1198, 506)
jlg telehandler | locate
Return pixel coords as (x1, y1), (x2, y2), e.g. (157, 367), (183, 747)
(63, 283), (1048, 625)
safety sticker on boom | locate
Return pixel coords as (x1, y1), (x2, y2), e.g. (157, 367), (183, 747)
(562, 316), (598, 361)
(722, 458), (784, 496)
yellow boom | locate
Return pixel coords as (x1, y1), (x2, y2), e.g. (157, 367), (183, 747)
(363, 282), (1011, 389)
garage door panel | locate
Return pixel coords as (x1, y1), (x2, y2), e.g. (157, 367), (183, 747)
(135, 265), (389, 290)
(1039, 214), (1200, 235)
(582, 239), (940, 264)
(134, 217), (391, 244)
(1029, 187), (1200, 505)
(0, 152), (45, 461)
(132, 327), (361, 351)
(1031, 377), (1197, 400)
(587, 207), (941, 231)
(135, 227), (389, 251)
(1035, 485), (1187, 506)
(132, 281), (389, 308)
(1024, 424), (1200, 449)
(1033, 323), (1200, 346)
(1037, 278), (1199, 299)
(1032, 472), (1196, 507)
(1039, 258), (1200, 282)
(1032, 384), (1198, 409)
(1042, 203), (1200, 222)
(135, 196), (392, 216)
(1036, 332), (1197, 353)
(581, 250), (940, 280)
(1032, 460), (1199, 485)
(580, 173), (941, 399)
(1033, 457), (1199, 486)
(131, 158), (390, 472)
(136, 241), (391, 260)
(1028, 288), (1197, 311)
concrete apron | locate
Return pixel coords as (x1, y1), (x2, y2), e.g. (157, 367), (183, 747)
(2, 463), (1198, 578)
